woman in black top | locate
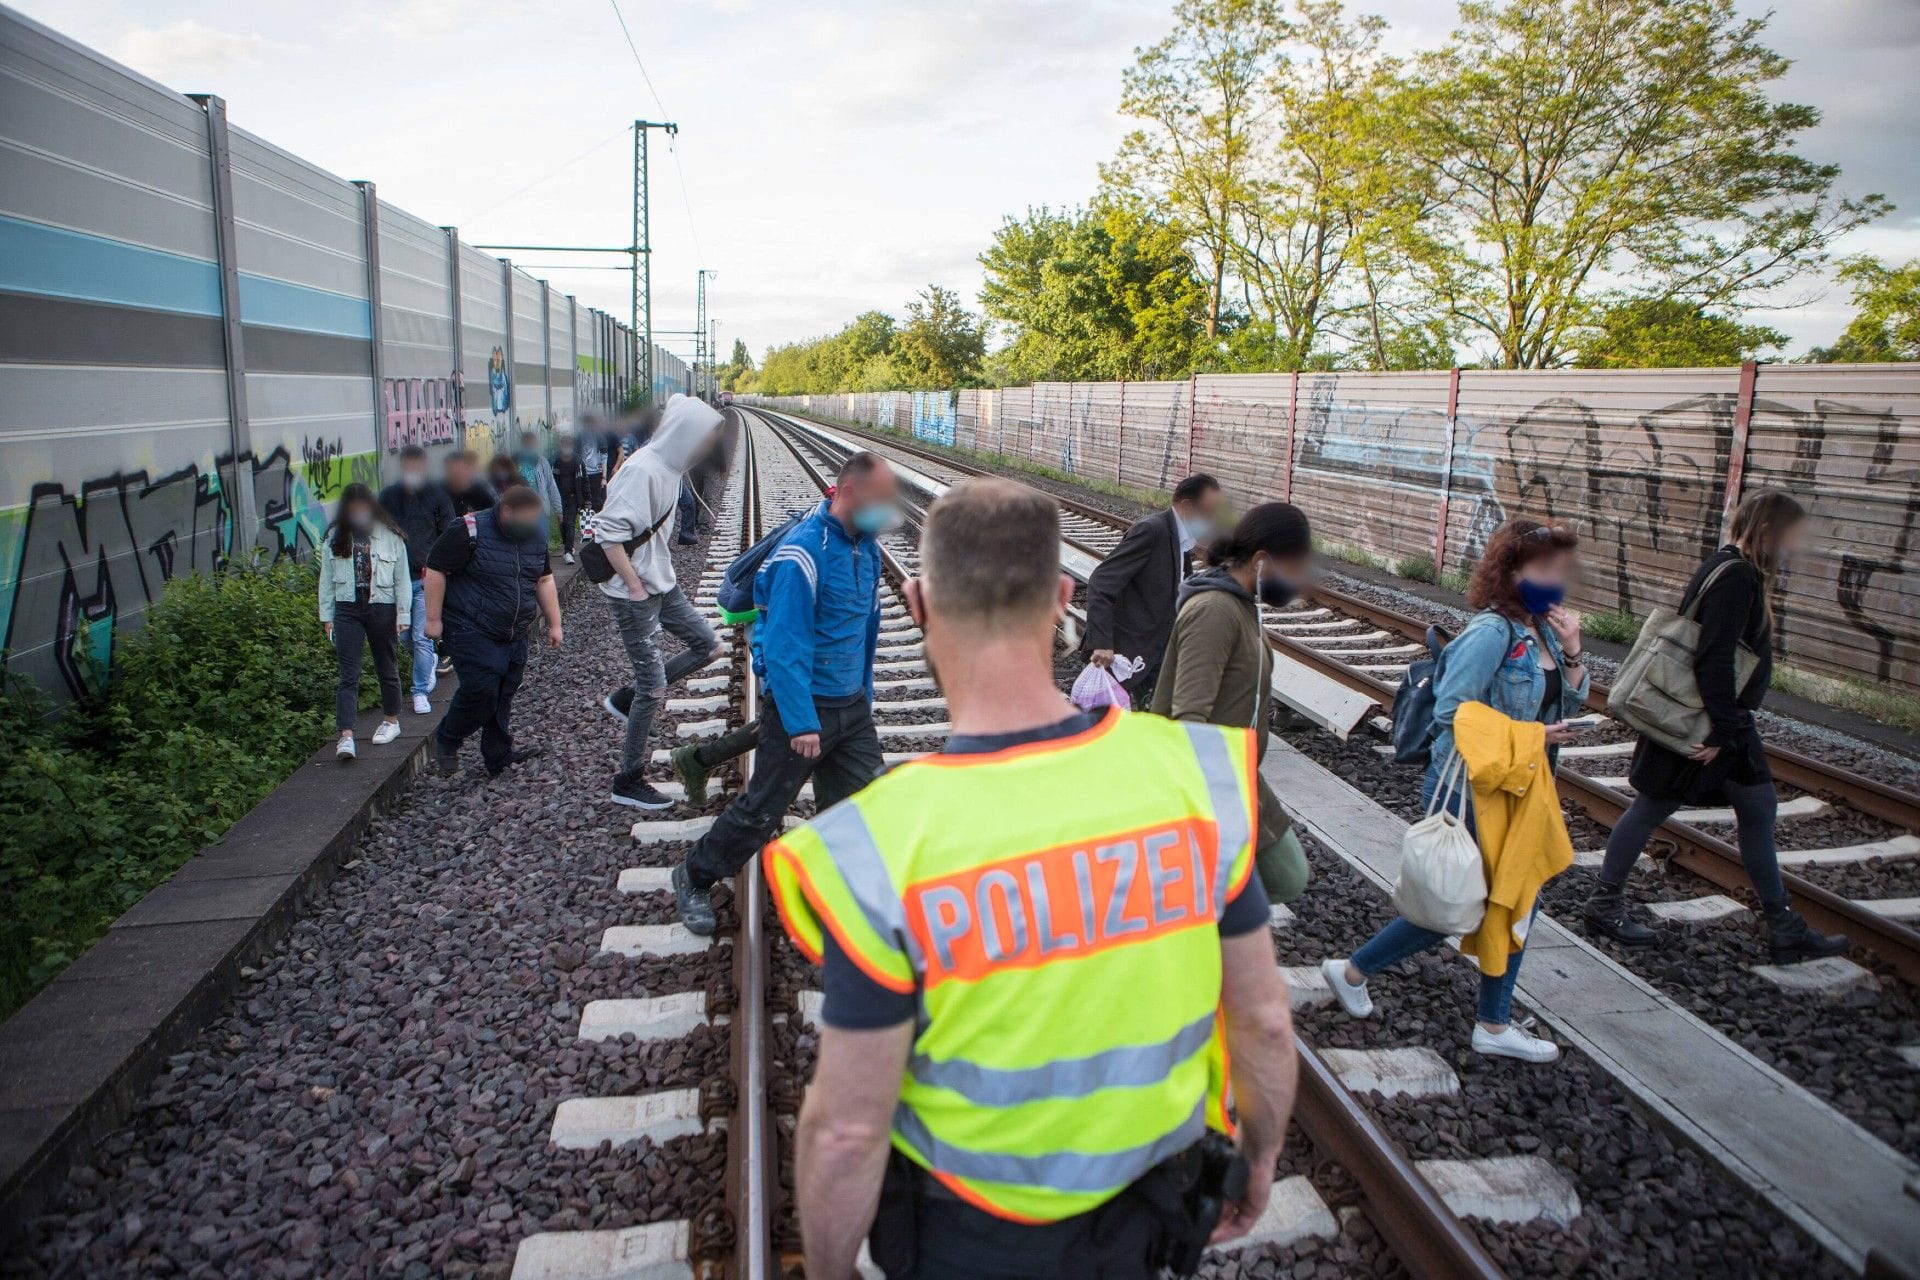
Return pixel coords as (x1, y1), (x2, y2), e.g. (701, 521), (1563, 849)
(1584, 491), (1848, 964)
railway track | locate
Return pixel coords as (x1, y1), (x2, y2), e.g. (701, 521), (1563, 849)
(752, 409), (1920, 988)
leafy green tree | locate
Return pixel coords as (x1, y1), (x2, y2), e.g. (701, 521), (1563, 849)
(1106, 0), (1283, 341)
(891, 286), (986, 389)
(720, 338), (755, 391)
(1572, 298), (1785, 368)
(1808, 256), (1920, 363)
(1411, 0), (1888, 368)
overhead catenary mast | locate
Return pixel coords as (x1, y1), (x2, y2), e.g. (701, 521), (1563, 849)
(632, 119), (677, 406)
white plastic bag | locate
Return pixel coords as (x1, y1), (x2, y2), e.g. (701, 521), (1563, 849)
(1070, 655), (1141, 712)
(1391, 751), (1487, 935)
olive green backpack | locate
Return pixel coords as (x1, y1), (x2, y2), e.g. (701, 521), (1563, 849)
(1609, 559), (1759, 756)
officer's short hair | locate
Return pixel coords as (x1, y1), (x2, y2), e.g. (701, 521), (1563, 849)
(922, 479), (1060, 629)
(497, 484), (542, 512)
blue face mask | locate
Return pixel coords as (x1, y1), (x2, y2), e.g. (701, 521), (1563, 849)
(1517, 579), (1565, 615)
(852, 503), (902, 535)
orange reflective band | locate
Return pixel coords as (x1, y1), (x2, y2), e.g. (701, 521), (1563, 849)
(922, 1164), (1052, 1224)
(905, 816), (1221, 989)
(910, 705), (1123, 768)
(766, 840), (916, 994)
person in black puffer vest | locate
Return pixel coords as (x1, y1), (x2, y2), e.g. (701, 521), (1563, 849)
(422, 484), (564, 777)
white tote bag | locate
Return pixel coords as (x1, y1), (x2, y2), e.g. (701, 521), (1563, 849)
(1391, 751), (1487, 936)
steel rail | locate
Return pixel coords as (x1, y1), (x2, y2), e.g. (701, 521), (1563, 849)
(727, 417), (776, 1278)
(752, 407), (1506, 1280)
(767, 410), (1920, 982)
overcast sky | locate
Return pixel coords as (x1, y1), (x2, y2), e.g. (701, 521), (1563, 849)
(21, 0), (1920, 364)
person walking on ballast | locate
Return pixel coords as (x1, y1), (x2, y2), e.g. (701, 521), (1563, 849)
(1152, 502), (1314, 904)
(423, 484), (564, 777)
(319, 484), (411, 761)
(1083, 474), (1223, 704)
(1584, 491), (1846, 963)
(671, 452), (901, 935)
(380, 445), (456, 714)
(1321, 519), (1591, 1063)
(597, 394), (727, 810)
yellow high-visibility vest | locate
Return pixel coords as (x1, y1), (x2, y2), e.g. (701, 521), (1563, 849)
(764, 707), (1258, 1224)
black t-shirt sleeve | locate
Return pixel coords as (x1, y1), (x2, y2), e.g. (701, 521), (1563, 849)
(1217, 869), (1271, 937)
(820, 934), (916, 1030)
(425, 520), (475, 575)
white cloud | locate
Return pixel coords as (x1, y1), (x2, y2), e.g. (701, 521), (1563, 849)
(105, 19), (262, 84)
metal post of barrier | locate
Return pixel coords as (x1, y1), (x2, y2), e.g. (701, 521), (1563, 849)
(444, 227), (465, 445)
(1433, 367), (1462, 577)
(1185, 373), (1199, 477)
(357, 182), (387, 463)
(1720, 360), (1759, 539)
(1116, 381), (1126, 485)
(190, 93), (257, 550)
(1283, 370), (1300, 502)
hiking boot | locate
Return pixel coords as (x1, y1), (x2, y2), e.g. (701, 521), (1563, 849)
(1582, 884), (1658, 945)
(674, 861), (716, 936)
(1765, 906), (1849, 965)
(610, 778), (675, 811)
(671, 745), (711, 807)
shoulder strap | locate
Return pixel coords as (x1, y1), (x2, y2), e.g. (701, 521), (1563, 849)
(625, 505), (676, 552)
(462, 512), (478, 537)
(1682, 558), (1741, 622)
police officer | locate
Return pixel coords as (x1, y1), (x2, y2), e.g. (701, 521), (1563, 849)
(767, 479), (1299, 1280)
(422, 484), (563, 777)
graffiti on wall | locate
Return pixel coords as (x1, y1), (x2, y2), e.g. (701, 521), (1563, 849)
(0, 444), (376, 701)
(384, 374), (463, 452)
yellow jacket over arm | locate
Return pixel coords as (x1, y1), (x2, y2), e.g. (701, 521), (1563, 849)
(1453, 700), (1574, 977)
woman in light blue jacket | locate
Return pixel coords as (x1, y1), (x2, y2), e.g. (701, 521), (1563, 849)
(1321, 519), (1590, 1063)
(318, 484), (411, 761)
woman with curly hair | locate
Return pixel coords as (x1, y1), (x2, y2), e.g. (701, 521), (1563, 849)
(1319, 518), (1590, 1063)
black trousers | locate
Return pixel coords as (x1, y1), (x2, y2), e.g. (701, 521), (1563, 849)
(584, 473), (607, 511)
(332, 601), (400, 730)
(560, 497), (581, 552)
(434, 629), (529, 773)
(684, 698), (882, 890)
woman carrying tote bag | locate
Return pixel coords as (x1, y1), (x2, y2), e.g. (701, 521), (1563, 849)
(1319, 519), (1589, 1064)
(1583, 491), (1848, 964)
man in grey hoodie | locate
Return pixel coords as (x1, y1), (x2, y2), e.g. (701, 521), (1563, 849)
(596, 394), (727, 810)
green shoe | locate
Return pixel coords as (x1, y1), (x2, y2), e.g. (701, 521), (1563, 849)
(671, 744), (710, 806)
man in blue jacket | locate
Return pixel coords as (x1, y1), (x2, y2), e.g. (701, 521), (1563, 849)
(674, 452), (900, 934)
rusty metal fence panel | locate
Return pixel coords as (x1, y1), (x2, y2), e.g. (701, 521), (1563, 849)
(1743, 364), (1920, 687)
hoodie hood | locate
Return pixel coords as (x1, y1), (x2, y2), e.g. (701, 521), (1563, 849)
(644, 396), (723, 473)
(1176, 564), (1254, 609)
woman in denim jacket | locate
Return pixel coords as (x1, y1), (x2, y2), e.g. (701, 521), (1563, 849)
(318, 484), (412, 761)
(1321, 520), (1590, 1063)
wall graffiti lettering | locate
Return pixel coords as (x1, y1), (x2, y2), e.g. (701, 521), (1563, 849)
(1, 444), (375, 702)
(384, 374), (463, 452)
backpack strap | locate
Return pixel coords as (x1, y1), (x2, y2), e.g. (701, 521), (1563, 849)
(462, 512), (478, 537)
(1681, 557), (1742, 622)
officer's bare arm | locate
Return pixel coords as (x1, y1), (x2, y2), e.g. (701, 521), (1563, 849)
(797, 1021), (913, 1280)
(1213, 928), (1298, 1244)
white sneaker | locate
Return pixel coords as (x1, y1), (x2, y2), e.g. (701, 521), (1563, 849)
(412, 693), (432, 715)
(1320, 959), (1373, 1019)
(372, 721), (402, 746)
(1471, 1024), (1560, 1063)
(564, 551), (576, 565)
(426, 667), (438, 694)
(336, 735), (356, 762)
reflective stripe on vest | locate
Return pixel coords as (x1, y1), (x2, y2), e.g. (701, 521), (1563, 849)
(764, 708), (1258, 1223)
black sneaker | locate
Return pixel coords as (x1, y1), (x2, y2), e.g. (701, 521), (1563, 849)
(610, 778), (675, 810)
(602, 686), (634, 725)
(431, 737), (459, 776)
(674, 862), (716, 936)
(488, 746), (544, 777)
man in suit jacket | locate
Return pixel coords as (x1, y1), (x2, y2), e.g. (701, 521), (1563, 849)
(1083, 473), (1224, 700)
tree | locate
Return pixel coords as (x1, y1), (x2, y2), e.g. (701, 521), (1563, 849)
(1412, 0), (1888, 368)
(979, 203), (1209, 382)
(1808, 256), (1920, 363)
(1105, 0), (1283, 342)
(890, 286), (986, 389)
(720, 338), (755, 391)
(1572, 298), (1785, 368)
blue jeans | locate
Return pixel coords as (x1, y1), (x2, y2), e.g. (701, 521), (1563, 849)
(676, 477), (698, 541)
(1349, 758), (1528, 1026)
(404, 577), (434, 696)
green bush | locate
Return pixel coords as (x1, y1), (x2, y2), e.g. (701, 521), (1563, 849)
(1396, 554), (1436, 583)
(1584, 608), (1642, 645)
(0, 558), (345, 1017)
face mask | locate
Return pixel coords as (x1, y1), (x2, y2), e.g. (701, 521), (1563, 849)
(500, 517), (539, 541)
(1179, 514), (1216, 544)
(1517, 579), (1565, 614)
(401, 471), (427, 491)
(347, 511), (374, 533)
(852, 503), (903, 535)
(1255, 562), (1297, 608)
